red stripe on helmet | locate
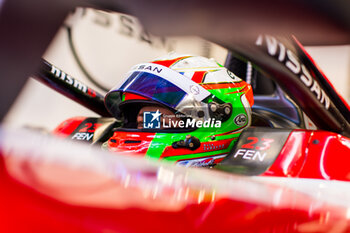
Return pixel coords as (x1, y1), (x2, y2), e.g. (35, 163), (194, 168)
(151, 56), (192, 68)
(191, 71), (207, 83)
(225, 83), (254, 107)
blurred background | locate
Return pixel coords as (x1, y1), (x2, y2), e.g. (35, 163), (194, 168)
(2, 7), (350, 131)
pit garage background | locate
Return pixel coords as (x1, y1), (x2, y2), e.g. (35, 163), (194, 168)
(3, 8), (350, 131)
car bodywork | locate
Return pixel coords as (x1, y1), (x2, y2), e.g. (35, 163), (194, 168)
(47, 34), (350, 180)
(1, 1), (350, 232)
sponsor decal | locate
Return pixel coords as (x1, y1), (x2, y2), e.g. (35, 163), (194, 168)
(143, 110), (222, 129)
(134, 64), (163, 74)
(72, 132), (94, 141)
(50, 65), (97, 97)
(217, 128), (292, 175)
(234, 114), (247, 126)
(232, 136), (275, 162)
(70, 9), (173, 50)
(203, 143), (225, 151)
(189, 85), (200, 95)
(127, 62), (211, 103)
(256, 35), (330, 110)
(118, 14), (172, 49)
(233, 149), (266, 162)
(162, 139), (233, 157)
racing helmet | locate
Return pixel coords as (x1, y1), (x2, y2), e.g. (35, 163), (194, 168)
(104, 53), (254, 167)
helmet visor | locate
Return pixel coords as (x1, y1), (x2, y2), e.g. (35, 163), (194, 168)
(105, 63), (211, 119)
(119, 71), (187, 108)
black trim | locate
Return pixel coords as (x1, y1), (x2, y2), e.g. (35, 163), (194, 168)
(222, 35), (350, 137)
(34, 59), (111, 117)
(124, 140), (142, 144)
(293, 38), (350, 123)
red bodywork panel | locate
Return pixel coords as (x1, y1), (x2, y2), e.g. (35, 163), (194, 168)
(1, 128), (350, 233)
(1, 173), (349, 233)
(264, 130), (350, 181)
(52, 116), (87, 138)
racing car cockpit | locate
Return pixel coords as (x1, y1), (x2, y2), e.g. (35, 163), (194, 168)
(47, 34), (350, 179)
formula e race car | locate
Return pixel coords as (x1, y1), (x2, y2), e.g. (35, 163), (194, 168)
(37, 34), (350, 181)
(1, 1), (350, 233)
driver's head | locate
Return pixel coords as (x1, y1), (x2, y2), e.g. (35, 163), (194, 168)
(105, 53), (253, 128)
(104, 53), (253, 166)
